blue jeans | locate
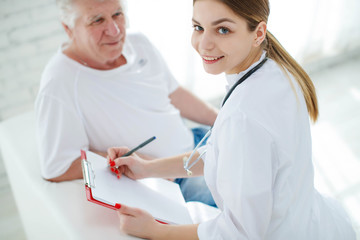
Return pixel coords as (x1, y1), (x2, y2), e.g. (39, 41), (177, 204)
(174, 127), (216, 207)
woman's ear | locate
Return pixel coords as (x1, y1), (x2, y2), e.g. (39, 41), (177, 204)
(253, 21), (267, 47)
(62, 22), (74, 39)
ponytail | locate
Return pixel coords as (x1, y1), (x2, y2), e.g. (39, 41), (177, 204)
(265, 31), (319, 122)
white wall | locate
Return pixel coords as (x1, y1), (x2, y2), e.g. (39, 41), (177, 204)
(0, 0), (66, 120)
(268, 0), (360, 62)
(0, 0), (360, 121)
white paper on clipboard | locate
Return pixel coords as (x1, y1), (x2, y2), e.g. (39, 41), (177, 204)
(82, 150), (193, 225)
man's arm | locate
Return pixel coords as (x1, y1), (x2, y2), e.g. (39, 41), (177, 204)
(169, 86), (218, 126)
(46, 157), (83, 182)
(46, 150), (106, 182)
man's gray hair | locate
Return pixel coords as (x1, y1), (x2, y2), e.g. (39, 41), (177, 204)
(55, 0), (126, 28)
(56, 0), (79, 28)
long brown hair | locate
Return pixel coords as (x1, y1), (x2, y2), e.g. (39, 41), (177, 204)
(193, 0), (318, 122)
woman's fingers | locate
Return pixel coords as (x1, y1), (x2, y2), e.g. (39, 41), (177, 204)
(117, 205), (158, 239)
(113, 156), (133, 168)
(107, 147), (130, 161)
(107, 149), (134, 179)
(118, 204), (135, 216)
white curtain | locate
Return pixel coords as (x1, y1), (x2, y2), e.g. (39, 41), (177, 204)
(126, 0), (360, 100)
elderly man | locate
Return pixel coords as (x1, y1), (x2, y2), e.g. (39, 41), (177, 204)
(35, 0), (218, 206)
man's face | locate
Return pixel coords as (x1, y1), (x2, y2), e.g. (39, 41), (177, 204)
(69, 0), (126, 67)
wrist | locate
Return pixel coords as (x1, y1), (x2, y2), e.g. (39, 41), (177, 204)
(143, 160), (156, 178)
(148, 222), (169, 240)
(149, 224), (200, 240)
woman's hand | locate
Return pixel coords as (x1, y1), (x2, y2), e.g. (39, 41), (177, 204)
(117, 204), (162, 239)
(107, 147), (149, 180)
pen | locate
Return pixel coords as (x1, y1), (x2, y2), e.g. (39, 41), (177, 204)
(109, 136), (156, 176)
(122, 136), (156, 157)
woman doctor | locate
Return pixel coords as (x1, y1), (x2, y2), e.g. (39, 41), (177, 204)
(108, 0), (356, 239)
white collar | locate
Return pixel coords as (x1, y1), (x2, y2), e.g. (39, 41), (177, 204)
(59, 37), (136, 73)
(225, 51), (267, 92)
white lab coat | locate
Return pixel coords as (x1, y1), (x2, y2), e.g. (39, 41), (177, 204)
(197, 53), (356, 239)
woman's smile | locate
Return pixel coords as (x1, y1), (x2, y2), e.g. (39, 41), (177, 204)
(202, 55), (224, 64)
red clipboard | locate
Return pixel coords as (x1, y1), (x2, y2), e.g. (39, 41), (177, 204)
(81, 150), (121, 210)
(80, 150), (171, 224)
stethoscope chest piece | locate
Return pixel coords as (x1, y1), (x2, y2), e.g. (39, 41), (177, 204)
(183, 156), (193, 176)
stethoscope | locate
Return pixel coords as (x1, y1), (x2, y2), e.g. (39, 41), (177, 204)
(183, 57), (268, 176)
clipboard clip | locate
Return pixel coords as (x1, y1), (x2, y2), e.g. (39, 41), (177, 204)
(81, 152), (96, 189)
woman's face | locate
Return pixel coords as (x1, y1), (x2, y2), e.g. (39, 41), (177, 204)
(191, 0), (258, 75)
(69, 0), (126, 67)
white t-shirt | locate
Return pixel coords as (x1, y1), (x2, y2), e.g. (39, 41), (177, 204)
(197, 53), (355, 239)
(35, 32), (193, 179)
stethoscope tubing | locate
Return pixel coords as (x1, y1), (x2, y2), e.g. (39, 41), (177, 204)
(183, 57), (268, 175)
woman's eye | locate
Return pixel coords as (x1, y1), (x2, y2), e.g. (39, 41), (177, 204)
(193, 25), (204, 32)
(218, 27), (230, 35)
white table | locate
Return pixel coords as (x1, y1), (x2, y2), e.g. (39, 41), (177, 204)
(0, 111), (219, 240)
